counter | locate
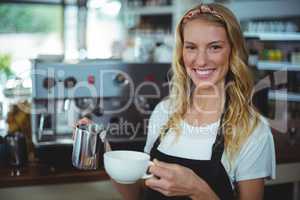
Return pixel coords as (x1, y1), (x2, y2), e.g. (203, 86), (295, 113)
(0, 129), (299, 190)
(0, 161), (109, 188)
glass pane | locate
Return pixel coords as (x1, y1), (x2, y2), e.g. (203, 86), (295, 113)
(86, 0), (124, 59)
(0, 3), (63, 78)
(0, 3), (63, 131)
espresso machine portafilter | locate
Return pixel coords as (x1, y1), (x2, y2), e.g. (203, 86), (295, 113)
(31, 60), (170, 168)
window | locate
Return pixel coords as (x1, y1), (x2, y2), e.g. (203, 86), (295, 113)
(0, 3), (63, 79)
(86, 0), (123, 59)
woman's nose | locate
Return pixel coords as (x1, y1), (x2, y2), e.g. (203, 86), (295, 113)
(194, 50), (208, 67)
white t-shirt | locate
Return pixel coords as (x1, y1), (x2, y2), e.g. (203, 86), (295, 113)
(144, 99), (276, 187)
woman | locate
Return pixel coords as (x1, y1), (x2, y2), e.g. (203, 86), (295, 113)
(111, 3), (275, 200)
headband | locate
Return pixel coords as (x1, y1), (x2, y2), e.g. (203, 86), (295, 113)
(182, 4), (223, 24)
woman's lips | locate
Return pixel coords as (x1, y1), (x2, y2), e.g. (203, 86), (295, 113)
(193, 68), (216, 79)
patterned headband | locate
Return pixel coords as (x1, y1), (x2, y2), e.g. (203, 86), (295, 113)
(182, 4), (223, 24)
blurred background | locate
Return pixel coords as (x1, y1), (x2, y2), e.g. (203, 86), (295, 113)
(0, 0), (299, 200)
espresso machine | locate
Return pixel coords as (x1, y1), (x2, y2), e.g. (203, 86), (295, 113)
(31, 60), (170, 168)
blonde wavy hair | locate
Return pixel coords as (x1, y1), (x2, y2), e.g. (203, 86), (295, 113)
(160, 3), (260, 161)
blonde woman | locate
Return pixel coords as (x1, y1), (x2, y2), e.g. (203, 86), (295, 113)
(111, 3), (276, 200)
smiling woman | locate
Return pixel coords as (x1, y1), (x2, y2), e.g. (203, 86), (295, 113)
(110, 3), (276, 200)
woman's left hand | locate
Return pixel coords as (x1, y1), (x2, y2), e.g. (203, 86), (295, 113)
(145, 159), (219, 200)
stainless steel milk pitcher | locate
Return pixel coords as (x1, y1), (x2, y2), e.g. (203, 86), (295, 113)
(72, 123), (107, 170)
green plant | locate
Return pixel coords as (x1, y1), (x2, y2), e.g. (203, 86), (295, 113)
(0, 54), (13, 78)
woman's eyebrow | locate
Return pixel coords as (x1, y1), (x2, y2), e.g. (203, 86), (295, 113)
(183, 41), (196, 45)
(184, 40), (226, 45)
(208, 40), (226, 45)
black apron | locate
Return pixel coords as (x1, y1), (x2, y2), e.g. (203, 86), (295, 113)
(143, 117), (235, 200)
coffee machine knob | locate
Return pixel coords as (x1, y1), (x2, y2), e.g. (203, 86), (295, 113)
(64, 77), (77, 88)
(114, 73), (128, 85)
(43, 77), (56, 89)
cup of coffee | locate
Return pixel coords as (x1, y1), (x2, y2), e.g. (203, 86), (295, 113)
(104, 150), (153, 184)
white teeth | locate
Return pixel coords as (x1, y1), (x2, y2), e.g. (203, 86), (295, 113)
(194, 69), (215, 75)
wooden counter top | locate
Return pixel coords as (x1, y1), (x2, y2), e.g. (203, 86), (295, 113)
(0, 162), (109, 188)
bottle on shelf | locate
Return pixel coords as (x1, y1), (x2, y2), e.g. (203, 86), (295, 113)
(291, 48), (300, 65)
(248, 48), (259, 66)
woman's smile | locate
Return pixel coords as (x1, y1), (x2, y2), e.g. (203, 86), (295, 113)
(192, 67), (217, 79)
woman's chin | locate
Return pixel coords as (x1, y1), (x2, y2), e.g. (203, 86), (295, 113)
(193, 81), (217, 90)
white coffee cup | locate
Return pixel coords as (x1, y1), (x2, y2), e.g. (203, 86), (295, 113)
(104, 150), (153, 184)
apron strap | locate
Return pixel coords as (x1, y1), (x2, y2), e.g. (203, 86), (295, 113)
(151, 128), (168, 151)
(210, 114), (225, 161)
(211, 94), (228, 161)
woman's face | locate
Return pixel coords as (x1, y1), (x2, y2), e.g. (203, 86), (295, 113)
(182, 19), (231, 90)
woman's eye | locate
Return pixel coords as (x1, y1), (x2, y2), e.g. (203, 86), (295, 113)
(210, 45), (222, 51)
(185, 46), (195, 50)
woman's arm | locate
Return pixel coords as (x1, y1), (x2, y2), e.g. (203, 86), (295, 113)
(236, 178), (264, 200)
(111, 179), (144, 200)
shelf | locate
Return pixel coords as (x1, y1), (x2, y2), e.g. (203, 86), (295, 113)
(126, 5), (174, 15)
(268, 90), (300, 102)
(244, 32), (300, 41)
(3, 87), (32, 98)
(225, 0), (300, 20)
(257, 61), (300, 71)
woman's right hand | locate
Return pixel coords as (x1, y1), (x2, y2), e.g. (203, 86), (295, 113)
(76, 117), (92, 126)
(72, 117), (93, 139)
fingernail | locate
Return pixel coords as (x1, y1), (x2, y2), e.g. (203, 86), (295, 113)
(153, 159), (160, 165)
(149, 166), (154, 173)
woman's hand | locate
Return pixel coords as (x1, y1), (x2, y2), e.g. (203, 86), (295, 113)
(75, 117), (92, 127)
(145, 159), (219, 200)
(72, 117), (92, 139)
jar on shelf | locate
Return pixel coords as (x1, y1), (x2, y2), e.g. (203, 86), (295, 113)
(248, 48), (259, 66)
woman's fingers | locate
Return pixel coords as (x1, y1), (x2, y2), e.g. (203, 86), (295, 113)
(149, 164), (174, 180)
(77, 117), (92, 125)
(146, 176), (169, 189)
(154, 159), (180, 169)
(73, 117), (92, 128)
(145, 177), (178, 197)
(72, 117), (93, 139)
(149, 159), (181, 180)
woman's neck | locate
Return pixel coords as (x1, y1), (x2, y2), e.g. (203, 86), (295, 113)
(190, 81), (225, 116)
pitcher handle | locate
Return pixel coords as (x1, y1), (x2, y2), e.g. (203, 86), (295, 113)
(99, 130), (111, 152)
